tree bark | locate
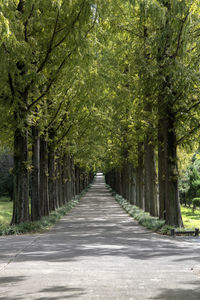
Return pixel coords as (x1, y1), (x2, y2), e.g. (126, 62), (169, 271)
(48, 144), (57, 211)
(136, 143), (144, 209)
(158, 104), (183, 226)
(144, 137), (158, 216)
(11, 128), (30, 224)
(31, 126), (41, 221)
(40, 135), (49, 216)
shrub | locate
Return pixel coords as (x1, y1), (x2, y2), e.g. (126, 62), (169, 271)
(192, 197), (200, 212)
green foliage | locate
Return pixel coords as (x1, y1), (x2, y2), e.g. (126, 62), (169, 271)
(0, 0), (200, 225)
(179, 152), (200, 206)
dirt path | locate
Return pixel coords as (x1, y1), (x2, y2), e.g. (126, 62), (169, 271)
(0, 174), (200, 299)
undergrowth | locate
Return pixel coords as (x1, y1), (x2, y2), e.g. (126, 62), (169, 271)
(0, 188), (88, 236)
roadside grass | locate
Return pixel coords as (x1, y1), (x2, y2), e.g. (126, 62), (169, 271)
(0, 188), (88, 236)
(0, 196), (13, 224)
(181, 205), (200, 230)
(109, 188), (166, 232)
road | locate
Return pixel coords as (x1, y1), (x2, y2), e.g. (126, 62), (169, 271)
(0, 173), (200, 299)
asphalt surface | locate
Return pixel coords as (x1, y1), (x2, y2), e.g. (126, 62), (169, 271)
(0, 173), (200, 299)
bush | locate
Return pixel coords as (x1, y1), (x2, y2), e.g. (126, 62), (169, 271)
(192, 197), (200, 212)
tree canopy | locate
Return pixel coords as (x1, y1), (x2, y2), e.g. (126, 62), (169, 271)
(0, 0), (200, 226)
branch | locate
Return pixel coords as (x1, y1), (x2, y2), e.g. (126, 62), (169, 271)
(36, 10), (60, 74)
(47, 88), (71, 129)
(53, 92), (78, 132)
(171, 10), (190, 59)
(56, 108), (92, 145)
(77, 126), (89, 140)
(8, 73), (15, 103)
(53, 4), (83, 49)
(24, 5), (34, 42)
(17, 0), (24, 12)
(172, 91), (183, 106)
(177, 123), (200, 145)
(28, 49), (74, 111)
(177, 99), (200, 115)
(56, 124), (73, 144)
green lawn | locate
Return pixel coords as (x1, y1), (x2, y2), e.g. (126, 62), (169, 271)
(181, 205), (200, 229)
(0, 196), (13, 224)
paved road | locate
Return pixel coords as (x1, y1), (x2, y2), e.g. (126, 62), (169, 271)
(0, 174), (200, 299)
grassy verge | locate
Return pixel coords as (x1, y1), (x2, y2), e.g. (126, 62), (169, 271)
(0, 196), (13, 224)
(181, 205), (200, 230)
(108, 188), (165, 232)
(0, 188), (88, 236)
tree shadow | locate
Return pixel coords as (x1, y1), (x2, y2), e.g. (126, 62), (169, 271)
(0, 276), (26, 285)
(0, 285), (86, 300)
(35, 286), (86, 299)
(152, 281), (200, 299)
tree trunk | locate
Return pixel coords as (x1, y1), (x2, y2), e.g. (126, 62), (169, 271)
(58, 159), (63, 207)
(144, 137), (158, 216)
(158, 106), (183, 226)
(31, 126), (41, 221)
(63, 154), (69, 203)
(136, 143), (144, 209)
(130, 166), (136, 205)
(48, 145), (56, 211)
(11, 128), (30, 224)
(40, 135), (49, 217)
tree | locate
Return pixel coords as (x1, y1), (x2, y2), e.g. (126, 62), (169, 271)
(0, 0), (95, 224)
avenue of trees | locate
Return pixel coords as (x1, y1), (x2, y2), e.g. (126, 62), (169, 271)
(0, 0), (200, 227)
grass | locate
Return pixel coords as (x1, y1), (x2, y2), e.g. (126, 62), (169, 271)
(0, 188), (88, 236)
(181, 205), (200, 230)
(0, 196), (13, 224)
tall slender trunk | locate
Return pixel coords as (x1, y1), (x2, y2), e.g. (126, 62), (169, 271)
(144, 137), (158, 216)
(70, 157), (75, 198)
(40, 135), (49, 217)
(158, 104), (183, 226)
(130, 166), (136, 205)
(63, 154), (69, 203)
(75, 166), (80, 195)
(58, 159), (63, 207)
(31, 126), (41, 221)
(136, 143), (144, 209)
(48, 144), (56, 211)
(66, 155), (72, 201)
(11, 128), (30, 224)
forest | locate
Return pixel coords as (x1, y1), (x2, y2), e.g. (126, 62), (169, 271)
(0, 0), (200, 228)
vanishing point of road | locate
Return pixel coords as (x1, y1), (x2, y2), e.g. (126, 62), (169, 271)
(0, 174), (200, 299)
